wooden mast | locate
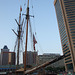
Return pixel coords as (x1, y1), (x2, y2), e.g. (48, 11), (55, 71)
(24, 0), (29, 72)
(17, 7), (22, 66)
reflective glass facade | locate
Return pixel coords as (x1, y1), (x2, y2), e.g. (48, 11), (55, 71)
(63, 0), (75, 48)
(54, 0), (75, 72)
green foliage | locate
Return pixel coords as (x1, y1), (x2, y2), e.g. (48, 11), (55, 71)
(45, 66), (65, 73)
(26, 65), (32, 68)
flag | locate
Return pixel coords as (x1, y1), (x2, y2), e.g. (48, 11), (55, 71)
(33, 34), (37, 50)
(33, 34), (37, 44)
(20, 6), (22, 11)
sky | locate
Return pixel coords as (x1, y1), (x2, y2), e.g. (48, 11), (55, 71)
(0, 0), (63, 55)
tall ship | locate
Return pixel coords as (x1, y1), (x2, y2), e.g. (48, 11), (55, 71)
(0, 0), (68, 75)
(13, 0), (66, 75)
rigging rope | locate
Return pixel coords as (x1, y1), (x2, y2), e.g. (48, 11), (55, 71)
(29, 18), (33, 51)
(27, 0), (44, 54)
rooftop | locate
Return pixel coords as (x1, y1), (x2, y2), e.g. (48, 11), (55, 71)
(3, 45), (8, 49)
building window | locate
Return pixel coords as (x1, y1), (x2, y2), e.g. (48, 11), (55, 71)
(65, 60), (72, 63)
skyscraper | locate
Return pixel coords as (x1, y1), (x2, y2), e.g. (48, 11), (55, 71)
(54, 0), (75, 72)
(1, 45), (9, 65)
(1, 45), (15, 65)
(23, 51), (37, 66)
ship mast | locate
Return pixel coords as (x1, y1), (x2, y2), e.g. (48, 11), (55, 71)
(24, 0), (29, 72)
(12, 6), (22, 66)
(17, 6), (22, 66)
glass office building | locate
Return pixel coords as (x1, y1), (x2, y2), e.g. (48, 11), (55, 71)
(54, 0), (75, 72)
